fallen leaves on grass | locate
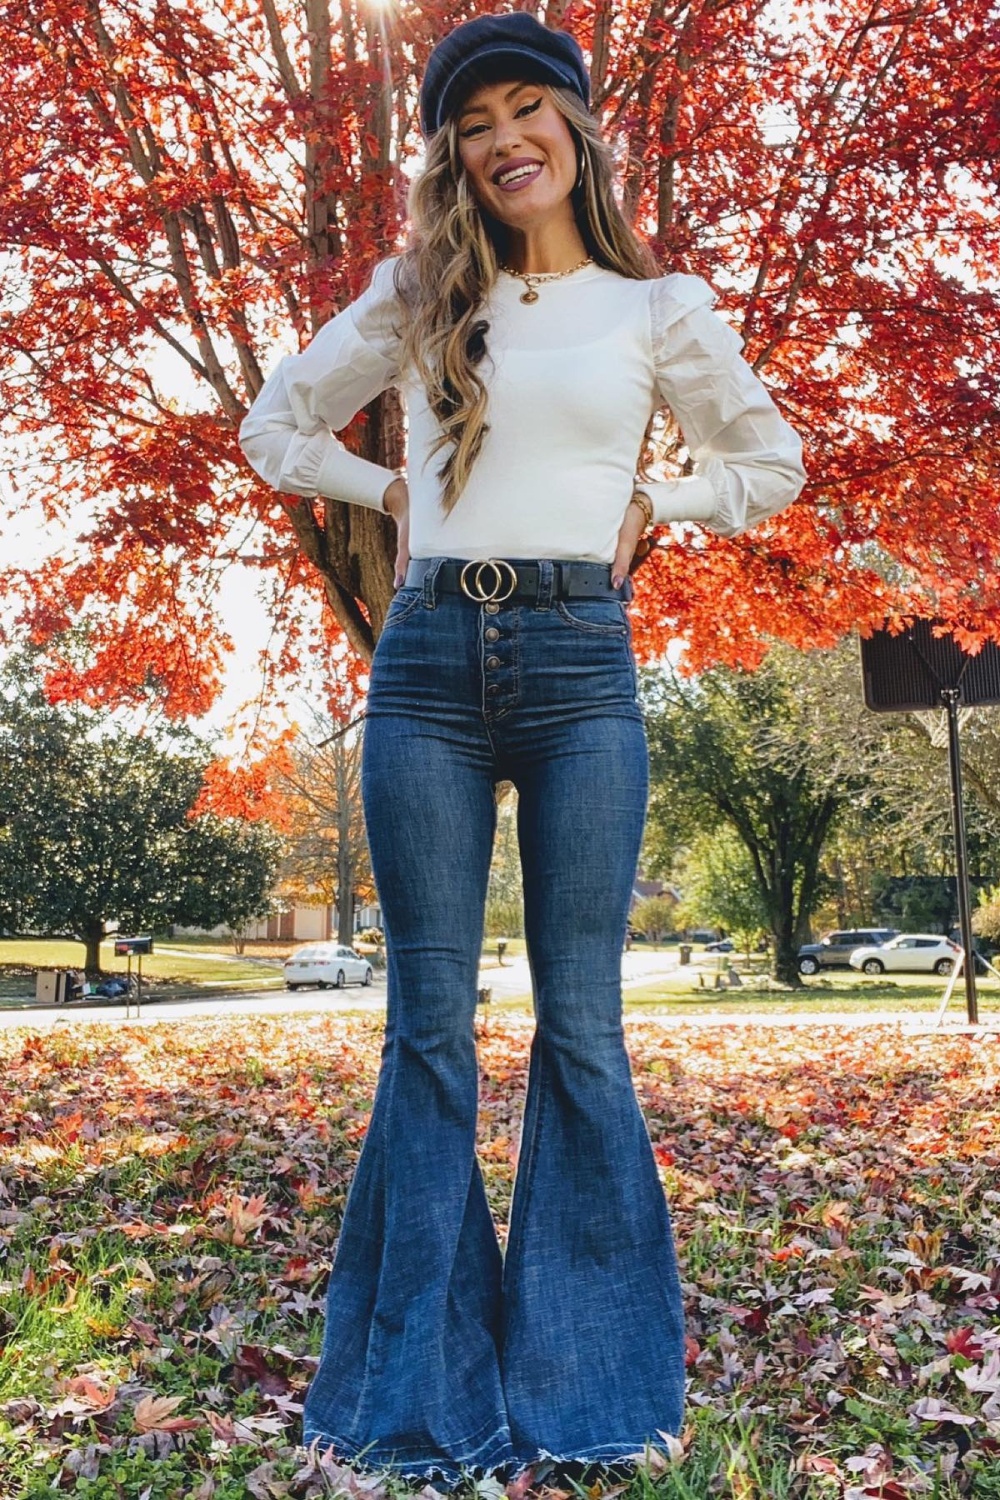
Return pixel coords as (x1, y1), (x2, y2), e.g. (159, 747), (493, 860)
(133, 1392), (203, 1434)
(0, 1013), (997, 1497)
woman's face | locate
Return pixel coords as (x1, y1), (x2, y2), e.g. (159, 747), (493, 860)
(455, 78), (578, 232)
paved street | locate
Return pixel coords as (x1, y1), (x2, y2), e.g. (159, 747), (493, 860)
(1, 940), (992, 1032)
(0, 947), (688, 1029)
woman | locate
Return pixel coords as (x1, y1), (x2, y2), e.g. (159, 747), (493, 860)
(240, 13), (806, 1489)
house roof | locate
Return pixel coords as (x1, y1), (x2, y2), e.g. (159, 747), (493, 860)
(631, 879), (681, 903)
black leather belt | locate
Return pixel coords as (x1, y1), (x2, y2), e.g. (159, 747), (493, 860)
(403, 557), (631, 603)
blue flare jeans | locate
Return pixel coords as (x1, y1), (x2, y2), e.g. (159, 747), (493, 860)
(301, 558), (687, 1485)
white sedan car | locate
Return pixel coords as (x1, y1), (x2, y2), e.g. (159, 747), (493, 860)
(849, 934), (961, 977)
(284, 942), (374, 990)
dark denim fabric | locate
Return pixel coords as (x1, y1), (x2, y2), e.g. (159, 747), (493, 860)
(302, 559), (687, 1486)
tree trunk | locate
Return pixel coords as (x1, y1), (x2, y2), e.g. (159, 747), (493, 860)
(775, 866), (803, 984)
(743, 837), (802, 987)
(82, 923), (104, 976)
(771, 918), (802, 986)
(767, 861), (800, 981)
(336, 749), (354, 944)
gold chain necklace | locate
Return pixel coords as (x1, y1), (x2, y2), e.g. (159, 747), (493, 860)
(499, 254), (594, 305)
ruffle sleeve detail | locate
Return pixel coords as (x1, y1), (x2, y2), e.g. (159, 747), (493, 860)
(239, 257), (403, 511)
(648, 272), (717, 336)
(637, 273), (807, 536)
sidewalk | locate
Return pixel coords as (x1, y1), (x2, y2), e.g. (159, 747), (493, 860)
(477, 946), (682, 1000)
(2, 985), (994, 1033)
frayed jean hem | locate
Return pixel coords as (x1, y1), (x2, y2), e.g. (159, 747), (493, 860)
(523, 1435), (677, 1467)
(302, 1428), (681, 1489)
(301, 1426), (519, 1488)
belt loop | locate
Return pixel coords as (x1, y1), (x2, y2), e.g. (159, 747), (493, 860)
(535, 559), (554, 610)
(422, 556), (445, 608)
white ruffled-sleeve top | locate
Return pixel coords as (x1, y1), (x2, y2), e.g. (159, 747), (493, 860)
(239, 258), (806, 564)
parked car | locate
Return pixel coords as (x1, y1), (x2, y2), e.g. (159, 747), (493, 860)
(704, 939), (734, 953)
(849, 933), (961, 976)
(797, 928), (898, 975)
(284, 942), (374, 990)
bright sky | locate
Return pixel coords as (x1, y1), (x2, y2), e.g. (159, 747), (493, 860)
(1, 462), (280, 739)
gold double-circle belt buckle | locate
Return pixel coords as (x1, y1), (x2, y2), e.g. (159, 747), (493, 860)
(459, 558), (518, 603)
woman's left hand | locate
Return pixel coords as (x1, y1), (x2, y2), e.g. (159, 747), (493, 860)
(611, 496), (648, 588)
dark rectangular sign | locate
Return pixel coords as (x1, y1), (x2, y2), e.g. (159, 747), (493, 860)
(860, 619), (1000, 713)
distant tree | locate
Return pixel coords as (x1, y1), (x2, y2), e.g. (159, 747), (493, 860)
(630, 895), (678, 944)
(972, 885), (1000, 946)
(643, 637), (1000, 971)
(277, 703), (370, 946)
(0, 655), (283, 971)
(485, 787), (524, 940)
(177, 814), (283, 952)
(642, 645), (876, 984)
(673, 829), (768, 955)
(905, 708), (1000, 826)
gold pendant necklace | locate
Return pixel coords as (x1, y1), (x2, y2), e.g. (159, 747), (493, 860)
(499, 254), (594, 305)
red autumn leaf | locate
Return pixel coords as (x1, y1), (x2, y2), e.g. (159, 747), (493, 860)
(946, 1326), (984, 1360)
(126, 1315), (160, 1347)
(232, 1345), (291, 1397)
(64, 1377), (116, 1412)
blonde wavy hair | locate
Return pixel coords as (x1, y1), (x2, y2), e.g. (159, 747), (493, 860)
(392, 85), (661, 513)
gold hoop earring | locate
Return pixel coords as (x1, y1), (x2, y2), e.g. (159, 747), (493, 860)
(575, 149), (588, 191)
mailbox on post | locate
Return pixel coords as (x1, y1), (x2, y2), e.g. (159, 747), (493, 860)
(112, 936), (153, 1013)
(114, 936), (154, 956)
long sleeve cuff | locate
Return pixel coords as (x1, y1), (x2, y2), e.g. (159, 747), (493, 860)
(633, 474), (719, 527)
(239, 415), (397, 512)
(635, 451), (805, 537)
(314, 440), (397, 512)
(646, 274), (807, 538)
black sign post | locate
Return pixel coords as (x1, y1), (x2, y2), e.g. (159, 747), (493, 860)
(941, 685), (977, 1023)
(860, 620), (1000, 1025)
(113, 936), (154, 1017)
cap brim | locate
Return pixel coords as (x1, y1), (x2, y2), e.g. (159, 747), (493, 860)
(439, 46), (578, 127)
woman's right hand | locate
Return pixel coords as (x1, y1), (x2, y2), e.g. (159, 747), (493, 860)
(382, 475), (410, 587)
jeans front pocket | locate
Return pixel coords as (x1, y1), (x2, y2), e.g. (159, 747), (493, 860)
(382, 587), (427, 629)
(554, 599), (628, 636)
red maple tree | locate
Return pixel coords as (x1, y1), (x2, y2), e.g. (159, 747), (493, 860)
(1, 0), (997, 715)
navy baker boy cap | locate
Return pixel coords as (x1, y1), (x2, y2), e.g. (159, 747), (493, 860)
(419, 12), (591, 138)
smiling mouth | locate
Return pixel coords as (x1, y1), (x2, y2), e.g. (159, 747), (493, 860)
(494, 163), (543, 190)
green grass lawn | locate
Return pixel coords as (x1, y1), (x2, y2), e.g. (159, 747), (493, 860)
(1, 1015), (998, 1498)
(0, 938), (283, 1008)
(621, 965), (1000, 1016)
(484, 950), (1000, 1017)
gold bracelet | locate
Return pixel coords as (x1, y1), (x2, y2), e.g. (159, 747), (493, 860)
(629, 489), (653, 529)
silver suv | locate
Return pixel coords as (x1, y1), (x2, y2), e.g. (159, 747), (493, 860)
(797, 928), (898, 975)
